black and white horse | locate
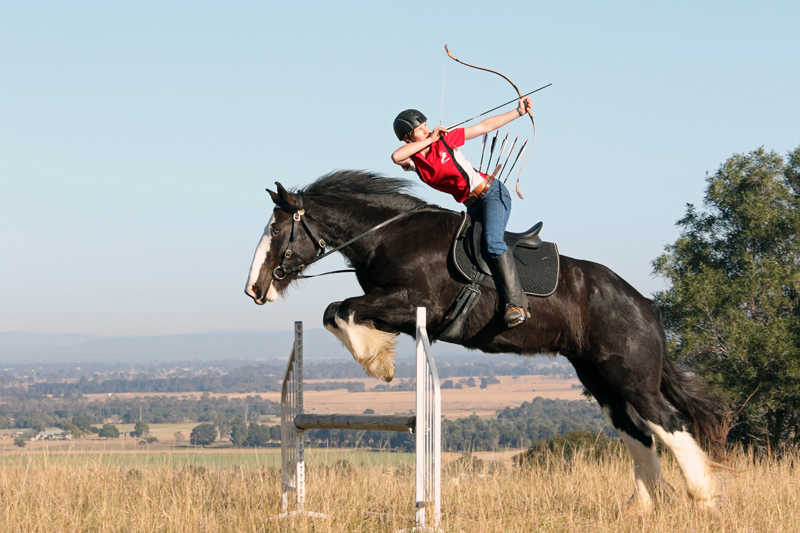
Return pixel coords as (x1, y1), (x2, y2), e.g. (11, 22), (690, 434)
(245, 170), (729, 513)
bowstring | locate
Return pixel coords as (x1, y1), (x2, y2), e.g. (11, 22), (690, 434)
(439, 55), (447, 126)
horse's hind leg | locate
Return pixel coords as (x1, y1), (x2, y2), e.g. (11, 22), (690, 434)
(571, 360), (664, 515)
(587, 355), (722, 509)
(645, 422), (722, 509)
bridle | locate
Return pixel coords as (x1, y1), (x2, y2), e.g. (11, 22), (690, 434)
(272, 194), (327, 280)
(271, 194), (426, 281)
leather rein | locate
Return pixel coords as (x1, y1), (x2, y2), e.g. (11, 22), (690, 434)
(272, 195), (425, 281)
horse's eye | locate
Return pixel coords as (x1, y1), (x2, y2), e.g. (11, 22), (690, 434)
(271, 227), (280, 235)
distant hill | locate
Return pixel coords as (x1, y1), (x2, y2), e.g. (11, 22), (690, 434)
(0, 328), (487, 364)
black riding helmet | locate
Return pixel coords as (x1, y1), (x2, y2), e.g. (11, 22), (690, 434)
(393, 109), (427, 141)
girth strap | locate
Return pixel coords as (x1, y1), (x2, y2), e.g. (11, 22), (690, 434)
(435, 282), (482, 344)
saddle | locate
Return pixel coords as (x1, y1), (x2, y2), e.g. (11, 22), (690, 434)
(451, 212), (560, 297)
(437, 213), (560, 344)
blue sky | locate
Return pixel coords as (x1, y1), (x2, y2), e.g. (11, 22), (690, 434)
(2, 1), (798, 336)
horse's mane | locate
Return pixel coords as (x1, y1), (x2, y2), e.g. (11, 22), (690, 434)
(298, 170), (427, 210)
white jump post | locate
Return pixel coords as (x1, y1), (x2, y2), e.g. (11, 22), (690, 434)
(415, 307), (441, 528)
(277, 307), (441, 529)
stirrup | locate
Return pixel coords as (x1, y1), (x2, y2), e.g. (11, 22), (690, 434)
(503, 304), (527, 328)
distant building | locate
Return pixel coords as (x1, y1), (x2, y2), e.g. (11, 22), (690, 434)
(36, 430), (71, 440)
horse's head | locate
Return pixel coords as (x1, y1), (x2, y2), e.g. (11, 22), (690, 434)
(244, 182), (321, 305)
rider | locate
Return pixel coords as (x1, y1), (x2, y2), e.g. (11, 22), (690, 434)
(391, 96), (533, 328)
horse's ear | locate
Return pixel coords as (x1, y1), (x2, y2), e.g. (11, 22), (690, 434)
(267, 182), (298, 211)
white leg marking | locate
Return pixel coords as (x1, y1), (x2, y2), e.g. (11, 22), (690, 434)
(602, 407), (661, 514)
(324, 319), (354, 353)
(333, 313), (398, 382)
(619, 430), (661, 514)
(648, 422), (720, 507)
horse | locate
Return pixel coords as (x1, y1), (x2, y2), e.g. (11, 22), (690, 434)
(244, 169), (729, 514)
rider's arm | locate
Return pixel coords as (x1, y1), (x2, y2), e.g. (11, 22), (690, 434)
(391, 126), (447, 166)
(463, 96), (532, 141)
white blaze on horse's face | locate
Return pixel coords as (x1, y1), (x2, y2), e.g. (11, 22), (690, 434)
(245, 214), (280, 304)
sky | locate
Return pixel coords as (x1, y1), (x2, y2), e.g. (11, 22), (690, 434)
(1, 1), (798, 337)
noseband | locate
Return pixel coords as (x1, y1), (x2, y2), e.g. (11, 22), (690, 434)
(272, 194), (426, 281)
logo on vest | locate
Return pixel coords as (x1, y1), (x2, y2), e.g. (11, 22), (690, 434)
(440, 151), (450, 165)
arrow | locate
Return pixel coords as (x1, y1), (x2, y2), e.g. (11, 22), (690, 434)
(493, 132), (509, 172)
(497, 135), (519, 181)
(486, 131), (499, 176)
(446, 83), (552, 131)
(502, 140), (528, 185)
(478, 133), (488, 173)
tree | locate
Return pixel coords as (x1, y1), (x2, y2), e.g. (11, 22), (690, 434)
(98, 423), (120, 439)
(133, 421), (150, 438)
(14, 437), (26, 448)
(215, 417), (232, 443)
(190, 423), (217, 447)
(230, 417), (248, 447)
(244, 422), (270, 447)
(72, 415), (93, 433)
(653, 146), (800, 449)
(346, 381), (365, 393)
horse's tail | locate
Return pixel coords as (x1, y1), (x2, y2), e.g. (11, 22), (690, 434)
(651, 302), (731, 461)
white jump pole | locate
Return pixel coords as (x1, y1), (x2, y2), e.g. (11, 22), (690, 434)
(415, 307), (442, 529)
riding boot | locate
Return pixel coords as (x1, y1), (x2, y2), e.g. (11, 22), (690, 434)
(491, 249), (530, 328)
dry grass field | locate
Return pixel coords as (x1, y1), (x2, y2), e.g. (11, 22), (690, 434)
(0, 445), (797, 532)
(82, 374), (583, 421)
(297, 375), (584, 419)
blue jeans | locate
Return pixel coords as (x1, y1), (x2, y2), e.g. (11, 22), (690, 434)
(466, 180), (511, 259)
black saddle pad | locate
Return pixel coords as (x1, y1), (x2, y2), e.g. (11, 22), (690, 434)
(451, 212), (560, 297)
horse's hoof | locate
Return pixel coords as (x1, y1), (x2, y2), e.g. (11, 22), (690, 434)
(372, 359), (395, 383)
(617, 494), (653, 518)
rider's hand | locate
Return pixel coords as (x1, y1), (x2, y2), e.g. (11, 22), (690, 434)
(517, 96), (532, 116)
(431, 125), (448, 141)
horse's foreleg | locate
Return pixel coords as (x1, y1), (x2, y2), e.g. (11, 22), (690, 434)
(323, 293), (417, 382)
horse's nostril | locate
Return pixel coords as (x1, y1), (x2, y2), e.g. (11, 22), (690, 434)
(246, 285), (259, 299)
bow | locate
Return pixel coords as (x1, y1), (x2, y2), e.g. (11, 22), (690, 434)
(445, 44), (536, 199)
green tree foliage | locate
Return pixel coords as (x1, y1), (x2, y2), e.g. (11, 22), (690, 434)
(71, 415), (93, 433)
(229, 417), (248, 447)
(0, 394), (279, 428)
(514, 430), (623, 467)
(190, 423), (217, 447)
(243, 422), (271, 447)
(98, 423), (120, 439)
(295, 397), (609, 452)
(133, 421), (150, 437)
(653, 146), (800, 449)
(346, 381), (366, 393)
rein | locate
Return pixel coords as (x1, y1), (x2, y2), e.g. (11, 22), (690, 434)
(272, 198), (426, 281)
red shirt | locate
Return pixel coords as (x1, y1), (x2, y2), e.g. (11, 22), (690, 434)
(407, 128), (486, 203)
